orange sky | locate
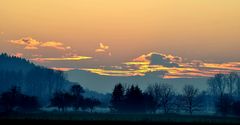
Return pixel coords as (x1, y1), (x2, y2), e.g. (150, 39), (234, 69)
(0, 0), (240, 78)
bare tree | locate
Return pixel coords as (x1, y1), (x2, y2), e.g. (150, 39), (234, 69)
(182, 85), (199, 115)
(237, 76), (240, 98)
(208, 74), (227, 97)
(207, 73), (234, 115)
(228, 72), (240, 98)
(146, 83), (175, 113)
(146, 83), (162, 107)
(159, 83), (175, 113)
(228, 72), (238, 97)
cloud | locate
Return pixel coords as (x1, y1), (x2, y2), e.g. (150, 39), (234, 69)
(51, 67), (75, 71)
(31, 56), (92, 62)
(10, 37), (71, 50)
(144, 70), (168, 78)
(100, 42), (109, 50)
(40, 41), (66, 50)
(85, 52), (240, 79)
(10, 37), (41, 50)
(126, 52), (181, 67)
(32, 54), (42, 57)
(148, 53), (180, 67)
(95, 42), (111, 55)
(201, 62), (240, 71)
(82, 68), (144, 76)
(132, 54), (149, 62)
(124, 61), (150, 65)
(95, 49), (105, 52)
(83, 52), (184, 77)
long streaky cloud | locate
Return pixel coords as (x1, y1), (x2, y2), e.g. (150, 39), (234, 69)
(51, 67), (75, 71)
(31, 56), (92, 62)
(124, 62), (150, 65)
(40, 41), (67, 50)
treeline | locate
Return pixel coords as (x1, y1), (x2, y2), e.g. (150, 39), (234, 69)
(110, 83), (202, 114)
(0, 86), (39, 112)
(208, 72), (240, 116)
(0, 85), (101, 113)
(50, 85), (101, 112)
(3, 71), (239, 116)
(110, 72), (240, 116)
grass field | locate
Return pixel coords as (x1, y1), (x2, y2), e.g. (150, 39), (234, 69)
(1, 112), (240, 124)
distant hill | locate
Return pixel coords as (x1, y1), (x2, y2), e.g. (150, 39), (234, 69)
(0, 53), (112, 106)
(65, 69), (209, 93)
(0, 53), (72, 105)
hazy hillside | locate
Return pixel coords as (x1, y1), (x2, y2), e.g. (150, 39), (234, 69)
(0, 53), (112, 105)
(0, 53), (72, 105)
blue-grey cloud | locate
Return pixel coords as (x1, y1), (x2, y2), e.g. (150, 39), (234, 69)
(146, 53), (180, 67)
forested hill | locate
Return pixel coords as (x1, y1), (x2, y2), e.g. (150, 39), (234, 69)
(0, 53), (73, 105)
(0, 53), (35, 72)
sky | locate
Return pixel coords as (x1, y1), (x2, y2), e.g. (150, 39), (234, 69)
(0, 0), (240, 78)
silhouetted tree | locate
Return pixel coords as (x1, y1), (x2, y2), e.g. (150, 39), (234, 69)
(50, 91), (64, 111)
(208, 73), (236, 115)
(146, 83), (175, 113)
(215, 94), (233, 116)
(197, 91), (212, 113)
(228, 72), (240, 98)
(182, 85), (199, 115)
(110, 83), (125, 112)
(208, 74), (227, 97)
(83, 98), (101, 112)
(0, 86), (21, 112)
(228, 72), (238, 97)
(50, 91), (74, 112)
(70, 85), (84, 111)
(146, 84), (162, 108)
(0, 86), (40, 112)
(71, 85), (84, 96)
(237, 78), (240, 98)
(159, 84), (175, 114)
(124, 85), (144, 113)
(232, 101), (240, 116)
(18, 95), (39, 111)
(173, 94), (184, 113)
(143, 93), (158, 113)
(50, 84), (103, 112)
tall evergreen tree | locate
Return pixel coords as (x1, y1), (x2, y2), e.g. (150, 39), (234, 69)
(125, 85), (144, 113)
(110, 83), (125, 112)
